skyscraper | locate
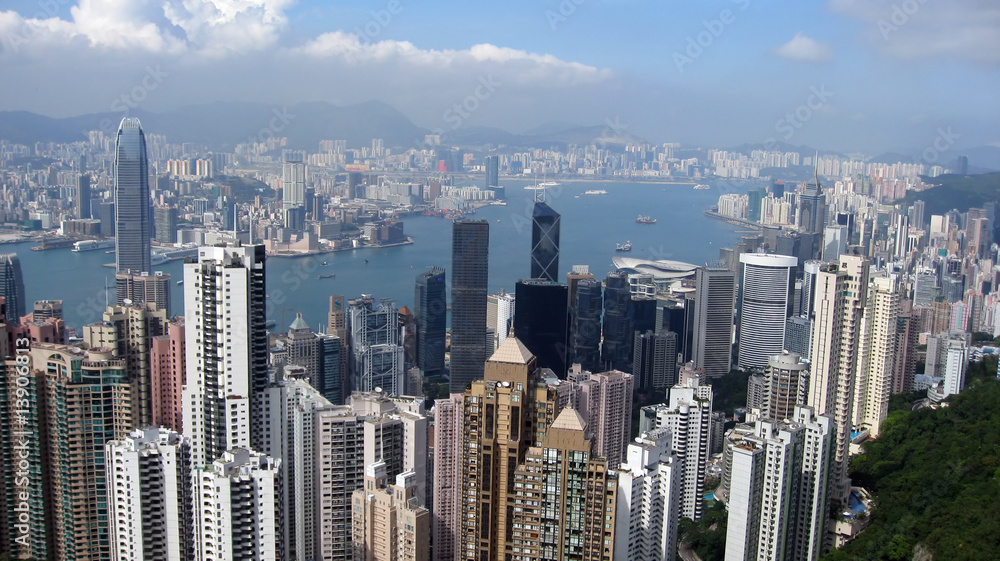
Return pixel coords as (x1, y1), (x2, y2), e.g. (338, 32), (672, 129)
(352, 462), (430, 561)
(853, 275), (900, 438)
(116, 270), (171, 315)
(114, 117), (151, 274)
(415, 267), (447, 378)
(283, 156), (306, 209)
(485, 154), (499, 188)
(77, 173), (91, 219)
(570, 277), (603, 372)
(530, 200), (560, 282)
(737, 253), (797, 370)
(763, 351), (810, 421)
(602, 270), (634, 371)
(182, 244), (268, 467)
(348, 296), (405, 395)
(633, 330), (678, 391)
(0, 253), (25, 324)
(692, 267), (736, 378)
(450, 219), (489, 393)
(613, 429), (682, 561)
(514, 279), (568, 377)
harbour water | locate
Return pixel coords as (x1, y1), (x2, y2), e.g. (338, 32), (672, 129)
(10, 179), (755, 332)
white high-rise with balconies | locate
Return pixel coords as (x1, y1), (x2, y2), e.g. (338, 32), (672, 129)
(853, 275), (900, 438)
(613, 429), (682, 561)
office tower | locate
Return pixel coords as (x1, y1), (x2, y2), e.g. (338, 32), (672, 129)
(183, 244), (267, 467)
(723, 406), (833, 561)
(747, 188), (764, 222)
(114, 117), (151, 274)
(631, 295), (657, 334)
(571, 277), (603, 371)
(573, 369), (635, 465)
(763, 351), (809, 421)
(116, 270), (171, 315)
(566, 264), (594, 306)
(0, 254), (25, 324)
(415, 267), (447, 377)
(78, 173), (92, 218)
(613, 429), (682, 561)
(957, 155), (969, 175)
(431, 394), (463, 561)
(150, 318), (185, 432)
(154, 205), (179, 243)
(853, 275), (900, 438)
(192, 448), (280, 561)
(283, 157), (306, 209)
(450, 219), (489, 392)
(942, 336), (969, 398)
(84, 302), (168, 427)
(530, 200), (560, 282)
(351, 462), (430, 561)
(632, 330), (678, 391)
(822, 225), (848, 262)
(808, 253), (869, 505)
(32, 299), (62, 320)
(348, 296), (405, 395)
(106, 427), (194, 561)
(910, 199), (926, 231)
(328, 294), (351, 399)
(692, 267), (736, 378)
(485, 154), (499, 187)
(893, 301), (919, 394)
(737, 254), (797, 370)
(514, 279), (568, 376)
(797, 175), (826, 235)
(784, 316), (812, 359)
(272, 313), (340, 402)
(639, 377), (713, 520)
(602, 270), (634, 371)
(486, 289), (515, 350)
(99, 200), (116, 236)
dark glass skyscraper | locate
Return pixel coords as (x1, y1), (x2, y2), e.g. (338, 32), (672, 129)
(0, 253), (25, 324)
(570, 277), (602, 372)
(450, 220), (489, 392)
(415, 267), (447, 378)
(530, 201), (560, 282)
(601, 270), (634, 371)
(514, 279), (568, 377)
(485, 155), (499, 187)
(77, 174), (91, 219)
(114, 118), (151, 274)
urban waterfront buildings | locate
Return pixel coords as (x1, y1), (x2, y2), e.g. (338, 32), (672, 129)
(114, 117), (151, 274)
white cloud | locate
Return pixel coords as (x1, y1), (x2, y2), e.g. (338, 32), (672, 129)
(829, 0), (1000, 64)
(773, 32), (834, 63)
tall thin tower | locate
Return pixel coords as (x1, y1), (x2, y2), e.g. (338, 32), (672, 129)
(450, 219), (489, 392)
(530, 194), (560, 282)
(114, 117), (151, 274)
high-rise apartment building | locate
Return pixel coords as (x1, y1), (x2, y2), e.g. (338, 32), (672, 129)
(114, 117), (151, 274)
(639, 377), (714, 520)
(348, 296), (405, 395)
(182, 244), (268, 467)
(572, 368), (635, 466)
(351, 462), (430, 561)
(283, 157), (306, 209)
(633, 329), (678, 391)
(32, 299), (62, 320)
(853, 275), (900, 438)
(693, 267), (736, 378)
(415, 267), (447, 377)
(486, 289), (515, 351)
(737, 253), (797, 370)
(116, 271), (171, 314)
(150, 318), (185, 432)
(0, 253), (25, 324)
(450, 219), (489, 392)
(485, 155), (499, 188)
(763, 351), (809, 422)
(808, 253), (869, 505)
(613, 429), (682, 561)
(106, 427), (194, 561)
(530, 200), (560, 282)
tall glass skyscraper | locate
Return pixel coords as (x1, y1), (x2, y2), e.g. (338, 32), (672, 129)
(0, 253), (25, 324)
(114, 118), (151, 274)
(415, 267), (447, 377)
(530, 201), (560, 282)
(450, 219), (489, 392)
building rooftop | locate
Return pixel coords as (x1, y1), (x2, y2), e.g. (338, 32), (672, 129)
(488, 336), (534, 364)
(550, 407), (587, 432)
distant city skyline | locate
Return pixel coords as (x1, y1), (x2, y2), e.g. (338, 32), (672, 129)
(0, 1), (997, 153)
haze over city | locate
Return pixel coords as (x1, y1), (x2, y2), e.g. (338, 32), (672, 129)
(1, 0), (999, 153)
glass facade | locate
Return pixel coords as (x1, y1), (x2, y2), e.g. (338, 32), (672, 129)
(114, 118), (151, 274)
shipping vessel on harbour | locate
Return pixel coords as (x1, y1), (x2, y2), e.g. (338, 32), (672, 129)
(615, 241), (632, 252)
(694, 184), (711, 190)
(584, 189), (607, 195)
(71, 239), (115, 252)
(636, 215), (657, 224)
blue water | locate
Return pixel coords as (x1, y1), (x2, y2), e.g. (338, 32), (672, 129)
(12, 179), (754, 332)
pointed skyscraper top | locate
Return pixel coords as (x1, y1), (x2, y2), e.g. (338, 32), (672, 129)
(550, 406), (587, 432)
(289, 312), (309, 331)
(488, 336), (534, 364)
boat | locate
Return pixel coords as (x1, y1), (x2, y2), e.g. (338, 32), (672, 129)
(265, 320), (276, 329)
(71, 239), (115, 252)
(694, 184), (711, 190)
(538, 181), (560, 187)
(584, 189), (607, 195)
(151, 254), (168, 265)
(490, 201), (507, 206)
(524, 185), (546, 191)
(615, 241), (632, 252)
(321, 261), (328, 266)
(636, 215), (657, 224)
(176, 280), (183, 285)
(318, 274), (336, 279)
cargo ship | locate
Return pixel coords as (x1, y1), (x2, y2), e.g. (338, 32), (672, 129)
(615, 241), (632, 252)
(636, 215), (657, 224)
(72, 239), (116, 252)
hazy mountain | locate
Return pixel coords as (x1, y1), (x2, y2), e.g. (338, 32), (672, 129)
(899, 172), (1000, 215)
(442, 123), (647, 151)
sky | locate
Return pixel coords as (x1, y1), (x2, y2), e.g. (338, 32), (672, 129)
(0, 0), (997, 154)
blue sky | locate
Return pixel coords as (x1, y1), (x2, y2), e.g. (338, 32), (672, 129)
(0, 0), (997, 154)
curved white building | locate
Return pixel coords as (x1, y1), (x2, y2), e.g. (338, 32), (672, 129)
(612, 257), (700, 280)
(738, 253), (797, 370)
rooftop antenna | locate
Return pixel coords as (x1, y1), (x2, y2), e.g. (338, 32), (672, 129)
(233, 204), (238, 240)
(813, 150), (821, 190)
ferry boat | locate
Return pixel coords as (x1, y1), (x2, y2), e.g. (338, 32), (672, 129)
(615, 241), (632, 252)
(538, 181), (560, 187)
(318, 274), (336, 280)
(71, 239), (115, 252)
(584, 189), (607, 195)
(636, 215), (657, 224)
(694, 184), (711, 190)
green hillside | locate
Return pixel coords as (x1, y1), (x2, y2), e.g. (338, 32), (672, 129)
(899, 172), (1000, 215)
(823, 356), (1000, 561)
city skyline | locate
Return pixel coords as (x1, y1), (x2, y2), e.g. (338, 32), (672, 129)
(0, 1), (997, 153)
